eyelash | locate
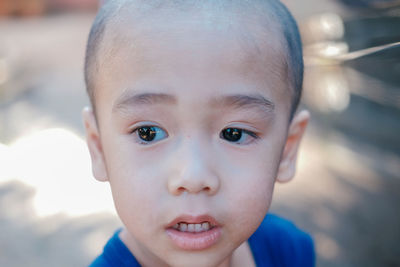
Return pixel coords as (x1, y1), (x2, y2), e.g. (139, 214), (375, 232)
(130, 126), (260, 145)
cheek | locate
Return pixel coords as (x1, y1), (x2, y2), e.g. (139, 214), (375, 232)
(221, 173), (275, 248)
(217, 142), (284, 238)
(103, 140), (165, 231)
(109, 169), (156, 224)
(226, 168), (276, 226)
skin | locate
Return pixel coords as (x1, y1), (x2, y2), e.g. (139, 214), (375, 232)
(83, 9), (309, 267)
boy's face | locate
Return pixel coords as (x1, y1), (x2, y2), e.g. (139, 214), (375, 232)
(84, 12), (308, 267)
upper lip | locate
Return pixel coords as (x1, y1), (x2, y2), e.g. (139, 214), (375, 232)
(166, 214), (220, 229)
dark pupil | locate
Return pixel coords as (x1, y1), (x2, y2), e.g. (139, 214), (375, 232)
(138, 127), (156, 141)
(222, 128), (242, 142)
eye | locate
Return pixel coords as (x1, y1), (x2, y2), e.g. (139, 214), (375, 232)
(220, 128), (259, 145)
(132, 126), (168, 144)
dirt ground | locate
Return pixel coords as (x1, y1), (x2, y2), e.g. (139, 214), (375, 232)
(0, 2), (399, 267)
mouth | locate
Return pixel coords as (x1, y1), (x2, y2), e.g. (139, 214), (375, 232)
(165, 215), (222, 250)
(171, 221), (216, 233)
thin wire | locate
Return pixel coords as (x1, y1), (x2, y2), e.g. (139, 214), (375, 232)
(304, 41), (400, 67)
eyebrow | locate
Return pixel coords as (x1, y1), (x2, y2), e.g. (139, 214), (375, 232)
(112, 92), (177, 113)
(212, 94), (275, 114)
(112, 91), (274, 115)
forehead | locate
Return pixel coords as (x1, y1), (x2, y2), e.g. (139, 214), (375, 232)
(95, 7), (291, 119)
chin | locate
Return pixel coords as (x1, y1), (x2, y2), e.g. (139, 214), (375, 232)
(163, 249), (229, 267)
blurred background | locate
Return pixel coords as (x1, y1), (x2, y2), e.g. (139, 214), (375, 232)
(0, 0), (399, 266)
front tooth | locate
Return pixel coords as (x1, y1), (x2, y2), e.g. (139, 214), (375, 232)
(202, 222), (210, 231)
(195, 224), (202, 232)
(179, 223), (187, 232)
(187, 224), (195, 232)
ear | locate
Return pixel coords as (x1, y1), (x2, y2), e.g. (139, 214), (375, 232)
(82, 107), (109, 182)
(276, 110), (310, 183)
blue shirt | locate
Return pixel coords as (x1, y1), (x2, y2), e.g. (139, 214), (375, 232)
(89, 214), (315, 267)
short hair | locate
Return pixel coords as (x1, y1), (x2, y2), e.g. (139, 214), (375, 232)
(84, 0), (303, 120)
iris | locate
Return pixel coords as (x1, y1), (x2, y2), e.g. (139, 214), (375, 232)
(221, 128), (243, 142)
(136, 126), (167, 143)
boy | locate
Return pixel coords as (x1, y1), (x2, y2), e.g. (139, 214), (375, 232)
(83, 0), (314, 266)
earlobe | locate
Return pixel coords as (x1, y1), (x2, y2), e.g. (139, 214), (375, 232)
(276, 110), (310, 183)
(82, 107), (109, 182)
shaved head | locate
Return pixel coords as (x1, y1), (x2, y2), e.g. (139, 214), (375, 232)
(84, 0), (303, 119)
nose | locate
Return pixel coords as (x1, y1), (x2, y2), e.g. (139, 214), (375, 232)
(167, 141), (220, 196)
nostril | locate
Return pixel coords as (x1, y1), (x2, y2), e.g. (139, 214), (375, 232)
(177, 187), (186, 193)
(175, 186), (211, 194)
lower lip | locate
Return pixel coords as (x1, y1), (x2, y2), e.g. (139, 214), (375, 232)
(166, 227), (222, 250)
